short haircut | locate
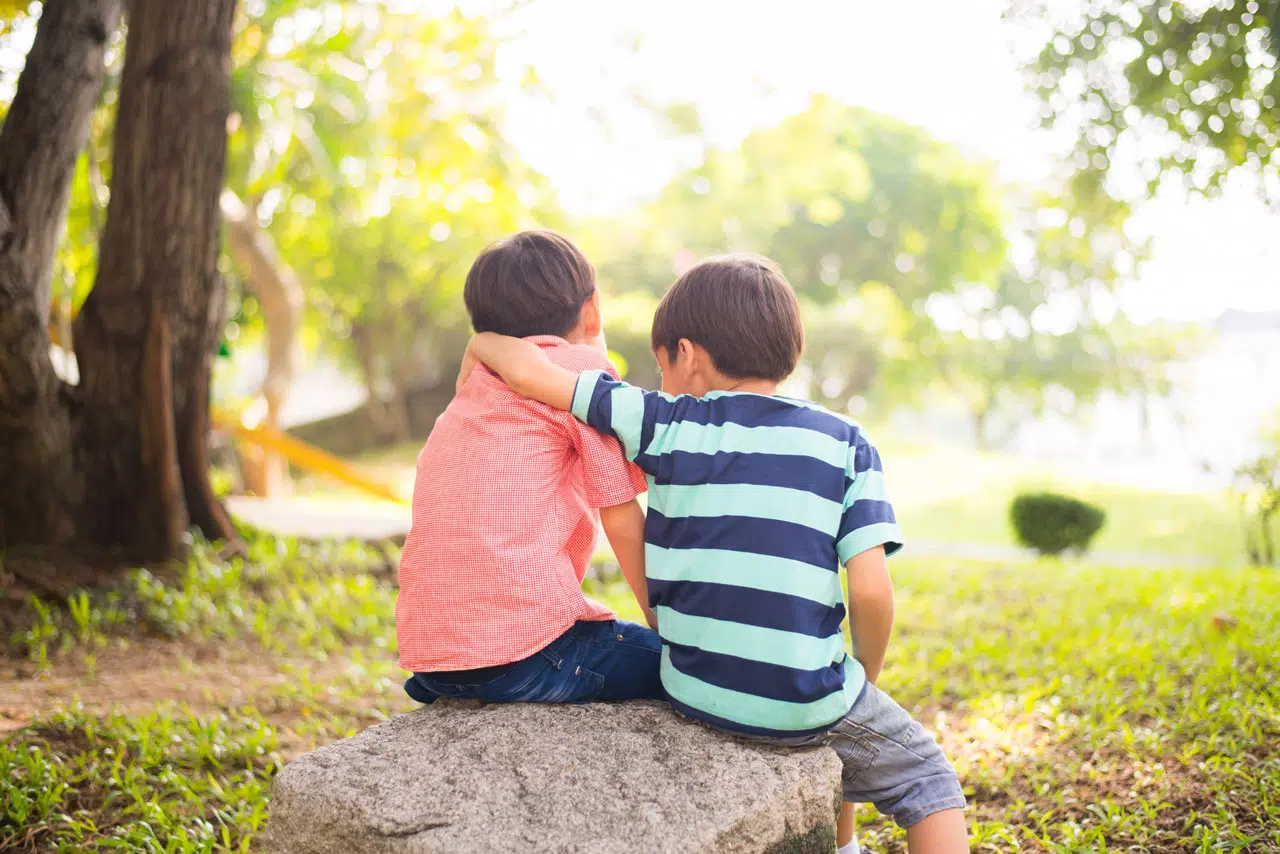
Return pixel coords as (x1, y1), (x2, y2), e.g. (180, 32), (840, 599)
(650, 254), (804, 382)
(463, 230), (596, 338)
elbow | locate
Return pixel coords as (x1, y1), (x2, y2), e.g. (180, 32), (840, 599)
(849, 579), (895, 613)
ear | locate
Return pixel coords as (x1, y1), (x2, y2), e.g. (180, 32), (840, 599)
(677, 338), (699, 372)
(581, 290), (603, 338)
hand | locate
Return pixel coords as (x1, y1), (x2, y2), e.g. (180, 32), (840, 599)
(456, 340), (479, 394)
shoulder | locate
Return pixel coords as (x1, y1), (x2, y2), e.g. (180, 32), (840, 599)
(542, 342), (622, 379)
(776, 396), (862, 431)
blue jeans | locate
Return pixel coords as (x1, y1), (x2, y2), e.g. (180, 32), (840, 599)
(405, 620), (663, 704)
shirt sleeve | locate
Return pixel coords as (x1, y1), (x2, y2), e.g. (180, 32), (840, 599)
(570, 370), (654, 463)
(568, 369), (648, 508)
(836, 435), (904, 564)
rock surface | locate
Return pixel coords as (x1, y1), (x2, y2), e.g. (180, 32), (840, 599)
(263, 700), (842, 854)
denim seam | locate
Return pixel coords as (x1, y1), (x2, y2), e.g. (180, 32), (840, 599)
(578, 667), (607, 702)
(585, 638), (662, 656)
(844, 722), (939, 766)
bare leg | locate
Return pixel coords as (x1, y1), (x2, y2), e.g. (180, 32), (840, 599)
(905, 808), (968, 854)
(836, 802), (856, 848)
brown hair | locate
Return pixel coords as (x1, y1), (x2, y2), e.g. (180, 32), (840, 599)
(463, 230), (596, 338)
(650, 254), (804, 382)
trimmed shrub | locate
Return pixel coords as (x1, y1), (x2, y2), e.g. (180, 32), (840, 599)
(1010, 492), (1106, 556)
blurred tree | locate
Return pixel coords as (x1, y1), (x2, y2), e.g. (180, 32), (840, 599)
(591, 96), (1191, 445)
(1234, 452), (1280, 566)
(921, 188), (1197, 445)
(0, 0), (239, 564)
(1232, 410), (1280, 566)
(593, 96), (1008, 402)
(6, 1), (553, 462)
(1009, 0), (1280, 203)
(226, 1), (550, 443)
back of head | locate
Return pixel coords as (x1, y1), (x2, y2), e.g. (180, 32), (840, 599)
(651, 254), (804, 382)
(464, 230), (596, 338)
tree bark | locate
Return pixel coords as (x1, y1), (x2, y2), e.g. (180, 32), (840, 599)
(353, 320), (410, 443)
(220, 188), (303, 496)
(0, 0), (241, 563)
(74, 0), (240, 556)
(0, 0), (122, 547)
(972, 404), (991, 452)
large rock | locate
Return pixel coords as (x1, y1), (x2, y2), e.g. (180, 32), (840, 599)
(263, 700), (842, 854)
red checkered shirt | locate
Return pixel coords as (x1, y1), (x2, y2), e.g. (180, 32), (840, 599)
(396, 336), (647, 672)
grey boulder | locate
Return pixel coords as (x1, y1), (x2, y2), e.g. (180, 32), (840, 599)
(263, 700), (842, 854)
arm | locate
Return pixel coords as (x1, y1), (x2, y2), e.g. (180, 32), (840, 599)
(599, 499), (657, 630)
(459, 332), (578, 410)
(844, 545), (894, 684)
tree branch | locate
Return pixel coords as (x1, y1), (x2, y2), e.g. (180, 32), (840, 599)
(220, 189), (303, 421)
(0, 0), (122, 410)
(0, 0), (122, 319)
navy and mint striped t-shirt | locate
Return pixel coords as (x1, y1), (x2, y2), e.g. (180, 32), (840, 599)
(571, 370), (904, 737)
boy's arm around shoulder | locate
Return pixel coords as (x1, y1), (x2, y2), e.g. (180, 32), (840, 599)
(460, 332), (578, 410)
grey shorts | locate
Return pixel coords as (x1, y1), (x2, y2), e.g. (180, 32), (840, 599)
(751, 683), (966, 828)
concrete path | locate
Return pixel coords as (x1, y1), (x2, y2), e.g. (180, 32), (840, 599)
(228, 496), (411, 542)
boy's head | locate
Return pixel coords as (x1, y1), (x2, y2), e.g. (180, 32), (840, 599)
(650, 253), (803, 397)
(464, 230), (602, 344)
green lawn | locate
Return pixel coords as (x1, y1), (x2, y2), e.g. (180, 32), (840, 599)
(3, 533), (1278, 852)
(295, 433), (1249, 565)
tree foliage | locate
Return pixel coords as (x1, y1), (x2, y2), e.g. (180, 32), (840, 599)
(591, 96), (1186, 437)
(2, 1), (552, 439)
(1010, 0), (1280, 202)
(224, 1), (550, 434)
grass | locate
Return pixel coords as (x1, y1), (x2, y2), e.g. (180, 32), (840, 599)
(293, 434), (1249, 566)
(3, 531), (1279, 852)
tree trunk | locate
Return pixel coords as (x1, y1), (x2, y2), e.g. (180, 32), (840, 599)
(972, 404), (991, 451)
(75, 0), (240, 557)
(221, 188), (303, 496)
(0, 0), (240, 565)
(0, 0), (123, 548)
(353, 320), (410, 443)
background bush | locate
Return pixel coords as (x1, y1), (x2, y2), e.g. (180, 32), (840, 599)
(1010, 492), (1107, 556)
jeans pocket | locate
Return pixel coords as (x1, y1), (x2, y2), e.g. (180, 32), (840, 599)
(831, 730), (881, 790)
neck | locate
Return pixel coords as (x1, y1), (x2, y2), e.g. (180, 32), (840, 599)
(562, 324), (600, 347)
(711, 376), (778, 396)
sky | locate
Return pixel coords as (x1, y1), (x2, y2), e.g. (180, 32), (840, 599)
(498, 0), (1280, 323)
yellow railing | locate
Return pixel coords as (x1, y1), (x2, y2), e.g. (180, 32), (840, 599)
(210, 410), (410, 506)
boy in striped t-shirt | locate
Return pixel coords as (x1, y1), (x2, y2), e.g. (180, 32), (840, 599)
(460, 254), (968, 854)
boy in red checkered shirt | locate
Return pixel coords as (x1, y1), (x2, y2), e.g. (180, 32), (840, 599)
(396, 231), (664, 705)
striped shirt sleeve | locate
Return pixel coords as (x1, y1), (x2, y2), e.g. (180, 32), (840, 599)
(571, 370), (652, 462)
(836, 435), (904, 564)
